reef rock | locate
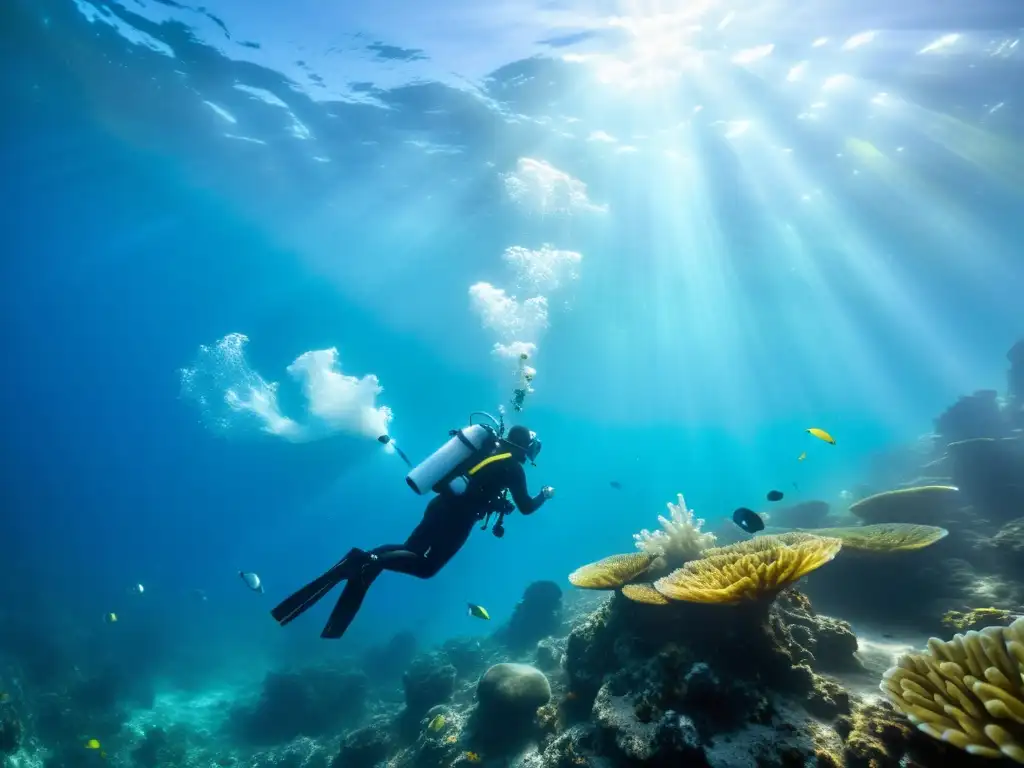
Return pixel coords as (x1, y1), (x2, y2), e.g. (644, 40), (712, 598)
(403, 654), (456, 715)
(593, 683), (705, 766)
(333, 715), (394, 768)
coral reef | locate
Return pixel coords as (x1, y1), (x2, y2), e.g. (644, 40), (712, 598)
(633, 493), (716, 567)
(881, 615), (1024, 762)
(653, 533), (843, 604)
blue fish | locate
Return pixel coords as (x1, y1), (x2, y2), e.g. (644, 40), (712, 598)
(733, 507), (765, 534)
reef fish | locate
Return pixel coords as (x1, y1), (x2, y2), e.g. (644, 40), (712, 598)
(104, 612), (117, 624)
(428, 714), (446, 731)
(806, 427), (836, 445)
(732, 507), (765, 534)
(798, 451), (807, 461)
(609, 480), (622, 490)
(239, 571), (264, 593)
(467, 603), (490, 620)
(766, 490), (784, 502)
(464, 752), (482, 764)
(85, 739), (101, 750)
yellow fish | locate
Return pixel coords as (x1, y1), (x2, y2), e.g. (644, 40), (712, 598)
(85, 739), (101, 750)
(428, 714), (445, 731)
(806, 428), (835, 445)
(464, 752), (482, 764)
(445, 735), (457, 744)
(467, 603), (490, 620)
(104, 612), (118, 624)
(797, 452), (806, 462)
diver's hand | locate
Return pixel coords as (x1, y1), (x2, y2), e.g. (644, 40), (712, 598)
(541, 486), (555, 500)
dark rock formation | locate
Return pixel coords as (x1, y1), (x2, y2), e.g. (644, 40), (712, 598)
(227, 667), (368, 745)
(498, 580), (563, 653)
(948, 437), (1024, 525)
(333, 716), (394, 768)
(935, 390), (1008, 446)
(402, 654), (456, 716)
(438, 637), (488, 680)
(364, 631), (417, 684)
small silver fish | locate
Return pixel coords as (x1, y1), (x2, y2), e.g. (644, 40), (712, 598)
(239, 571), (264, 593)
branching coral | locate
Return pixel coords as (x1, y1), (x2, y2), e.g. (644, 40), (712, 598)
(880, 615), (1024, 762)
(633, 493), (716, 566)
(653, 533), (843, 605)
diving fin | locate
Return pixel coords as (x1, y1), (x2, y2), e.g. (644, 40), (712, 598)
(271, 548), (365, 626)
(321, 569), (378, 639)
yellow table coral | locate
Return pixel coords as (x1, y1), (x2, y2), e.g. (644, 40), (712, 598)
(809, 523), (948, 552)
(881, 616), (1024, 763)
(652, 533), (842, 605)
(848, 485), (960, 524)
(568, 553), (656, 589)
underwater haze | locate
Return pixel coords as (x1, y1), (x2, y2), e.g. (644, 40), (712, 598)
(3, 0), (1024, 766)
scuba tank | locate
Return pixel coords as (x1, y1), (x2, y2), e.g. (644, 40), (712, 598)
(405, 412), (505, 496)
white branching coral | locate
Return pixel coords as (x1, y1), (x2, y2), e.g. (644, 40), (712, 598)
(634, 493), (717, 566)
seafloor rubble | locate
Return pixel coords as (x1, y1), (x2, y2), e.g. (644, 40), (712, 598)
(2, 339), (1024, 768)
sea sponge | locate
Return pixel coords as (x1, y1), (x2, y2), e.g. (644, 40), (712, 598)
(568, 553), (656, 589)
(848, 485), (961, 524)
(880, 616), (1024, 762)
(653, 533), (842, 605)
(620, 583), (670, 605)
(633, 493), (716, 565)
(808, 523), (948, 552)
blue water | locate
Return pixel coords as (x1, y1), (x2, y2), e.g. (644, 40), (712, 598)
(2, 0), (1023, 692)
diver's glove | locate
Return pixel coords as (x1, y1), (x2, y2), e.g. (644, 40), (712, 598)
(541, 486), (555, 499)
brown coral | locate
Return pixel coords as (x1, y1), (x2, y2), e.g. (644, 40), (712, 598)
(620, 583), (670, 605)
(880, 615), (1024, 762)
(568, 553), (655, 589)
(809, 523), (948, 552)
(848, 485), (961, 524)
(652, 533), (842, 605)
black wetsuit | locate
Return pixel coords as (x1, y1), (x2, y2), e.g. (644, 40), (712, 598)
(369, 454), (546, 578)
(271, 452), (547, 638)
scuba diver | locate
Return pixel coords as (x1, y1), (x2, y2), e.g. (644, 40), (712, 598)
(270, 414), (555, 640)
